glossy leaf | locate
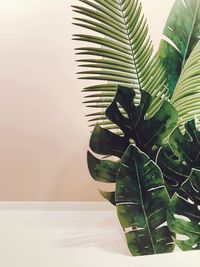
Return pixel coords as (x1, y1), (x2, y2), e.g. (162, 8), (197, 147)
(89, 85), (178, 160)
(87, 151), (120, 183)
(105, 85), (177, 158)
(89, 123), (129, 158)
(157, 120), (200, 195)
(88, 85), (177, 204)
(157, 0), (200, 96)
(116, 145), (175, 256)
(168, 169), (200, 251)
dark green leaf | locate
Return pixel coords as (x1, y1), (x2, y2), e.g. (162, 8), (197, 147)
(88, 85), (177, 208)
(105, 85), (178, 158)
(99, 190), (116, 206)
(157, 0), (200, 96)
(157, 120), (200, 195)
(116, 145), (175, 256)
(168, 169), (200, 251)
(87, 151), (120, 183)
(89, 123), (129, 158)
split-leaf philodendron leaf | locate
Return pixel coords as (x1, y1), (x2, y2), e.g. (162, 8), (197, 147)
(90, 85), (178, 158)
(157, 120), (200, 195)
(157, 0), (200, 96)
(88, 85), (177, 204)
(116, 145), (175, 256)
(168, 169), (200, 251)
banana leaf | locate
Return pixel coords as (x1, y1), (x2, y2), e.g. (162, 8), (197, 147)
(116, 145), (175, 256)
(157, 0), (200, 96)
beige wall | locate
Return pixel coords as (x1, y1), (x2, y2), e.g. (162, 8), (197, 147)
(0, 0), (174, 201)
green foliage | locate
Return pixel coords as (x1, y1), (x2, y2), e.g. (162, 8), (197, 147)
(73, 0), (167, 129)
(157, 120), (200, 195)
(88, 85), (177, 205)
(87, 152), (119, 183)
(171, 41), (200, 127)
(74, 0), (200, 257)
(88, 86), (177, 206)
(87, 149), (119, 204)
(87, 87), (200, 255)
(89, 85), (177, 158)
(116, 145), (175, 256)
(168, 169), (200, 250)
(157, 0), (200, 95)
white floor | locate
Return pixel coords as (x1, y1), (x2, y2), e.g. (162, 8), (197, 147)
(0, 203), (199, 267)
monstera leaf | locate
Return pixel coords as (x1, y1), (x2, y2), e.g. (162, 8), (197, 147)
(87, 151), (119, 205)
(116, 145), (175, 256)
(90, 85), (177, 158)
(157, 0), (200, 96)
(157, 120), (200, 195)
(73, 0), (167, 129)
(88, 85), (177, 204)
(168, 169), (200, 251)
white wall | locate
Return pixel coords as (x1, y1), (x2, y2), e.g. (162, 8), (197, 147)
(0, 0), (174, 201)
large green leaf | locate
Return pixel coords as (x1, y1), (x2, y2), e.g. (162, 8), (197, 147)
(157, 0), (200, 96)
(157, 120), (200, 195)
(87, 145), (120, 205)
(87, 151), (120, 183)
(73, 0), (167, 128)
(88, 85), (177, 204)
(171, 41), (200, 127)
(91, 85), (177, 157)
(168, 169), (200, 251)
(116, 145), (175, 256)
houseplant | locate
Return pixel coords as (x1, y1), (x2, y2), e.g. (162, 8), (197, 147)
(73, 0), (200, 256)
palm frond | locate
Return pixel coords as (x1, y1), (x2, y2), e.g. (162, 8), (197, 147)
(73, 0), (167, 129)
(171, 40), (200, 129)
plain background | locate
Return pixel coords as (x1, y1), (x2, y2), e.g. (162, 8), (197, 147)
(0, 0), (175, 201)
